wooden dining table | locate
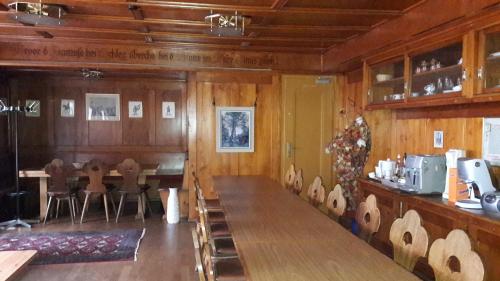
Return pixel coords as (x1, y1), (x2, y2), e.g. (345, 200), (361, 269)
(213, 176), (420, 281)
(19, 164), (181, 221)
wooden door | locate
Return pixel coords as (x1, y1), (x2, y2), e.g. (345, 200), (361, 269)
(281, 75), (334, 198)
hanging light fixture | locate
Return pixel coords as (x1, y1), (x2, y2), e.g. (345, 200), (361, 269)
(205, 10), (250, 37)
(81, 69), (103, 79)
(8, 1), (66, 26)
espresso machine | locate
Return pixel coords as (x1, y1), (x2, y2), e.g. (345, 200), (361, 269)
(401, 155), (446, 194)
(456, 158), (497, 209)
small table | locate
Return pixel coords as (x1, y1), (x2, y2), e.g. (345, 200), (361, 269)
(0, 250), (37, 281)
(19, 164), (167, 221)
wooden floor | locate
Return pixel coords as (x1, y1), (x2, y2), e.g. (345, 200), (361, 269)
(4, 214), (196, 281)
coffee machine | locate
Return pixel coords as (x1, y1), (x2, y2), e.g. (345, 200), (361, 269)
(456, 158), (497, 209)
(401, 155), (446, 194)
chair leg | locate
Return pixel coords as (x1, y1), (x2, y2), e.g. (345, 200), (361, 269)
(137, 195), (145, 223)
(144, 192), (153, 215)
(103, 193), (110, 222)
(108, 192), (117, 215)
(68, 198), (74, 224)
(116, 194), (126, 223)
(80, 193), (91, 224)
(43, 196), (53, 225)
(55, 199), (61, 219)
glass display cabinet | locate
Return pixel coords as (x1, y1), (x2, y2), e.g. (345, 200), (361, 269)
(409, 42), (464, 100)
(366, 58), (405, 105)
(477, 27), (500, 95)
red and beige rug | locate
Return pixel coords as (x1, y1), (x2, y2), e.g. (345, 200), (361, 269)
(0, 228), (145, 265)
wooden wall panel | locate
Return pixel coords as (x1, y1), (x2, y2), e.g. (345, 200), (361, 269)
(6, 74), (187, 169)
(194, 73), (281, 198)
(0, 75), (11, 189)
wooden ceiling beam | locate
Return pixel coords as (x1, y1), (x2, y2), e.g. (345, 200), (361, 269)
(128, 4), (145, 20)
(0, 34), (326, 53)
(0, 3), (8, 11)
(39, 0), (404, 16)
(0, 23), (345, 43)
(35, 31), (54, 38)
(271, 0), (288, 10)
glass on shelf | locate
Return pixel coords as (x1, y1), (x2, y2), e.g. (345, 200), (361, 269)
(483, 31), (500, 90)
(410, 43), (463, 98)
(369, 59), (405, 104)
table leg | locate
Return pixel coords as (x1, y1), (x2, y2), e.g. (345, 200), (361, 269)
(135, 175), (147, 219)
(39, 178), (48, 221)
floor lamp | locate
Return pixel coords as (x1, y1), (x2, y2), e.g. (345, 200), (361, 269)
(0, 99), (38, 229)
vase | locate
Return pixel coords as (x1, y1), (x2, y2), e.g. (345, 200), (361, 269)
(167, 188), (180, 224)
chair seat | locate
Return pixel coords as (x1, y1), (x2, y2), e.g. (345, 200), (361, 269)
(210, 223), (231, 238)
(214, 258), (245, 281)
(207, 211), (226, 223)
(47, 191), (70, 197)
(214, 238), (237, 256)
(206, 199), (221, 207)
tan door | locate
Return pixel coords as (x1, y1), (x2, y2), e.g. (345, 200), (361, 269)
(281, 75), (334, 198)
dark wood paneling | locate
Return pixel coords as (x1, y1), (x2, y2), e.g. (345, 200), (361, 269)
(6, 73), (187, 168)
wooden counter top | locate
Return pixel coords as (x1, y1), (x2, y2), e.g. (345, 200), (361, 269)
(213, 175), (420, 281)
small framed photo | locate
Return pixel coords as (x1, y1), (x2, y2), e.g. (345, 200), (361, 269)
(162, 101), (175, 119)
(216, 106), (254, 153)
(61, 99), (75, 118)
(434, 130), (444, 148)
(128, 101), (143, 118)
(25, 99), (40, 117)
(86, 93), (120, 121)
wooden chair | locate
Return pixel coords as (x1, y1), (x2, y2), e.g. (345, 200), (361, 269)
(80, 159), (117, 223)
(43, 159), (76, 224)
(326, 184), (346, 221)
(428, 229), (484, 281)
(192, 227), (208, 281)
(193, 172), (223, 212)
(356, 194), (381, 243)
(389, 209), (429, 271)
(284, 164), (296, 190)
(307, 176), (325, 207)
(292, 168), (303, 195)
(115, 158), (153, 223)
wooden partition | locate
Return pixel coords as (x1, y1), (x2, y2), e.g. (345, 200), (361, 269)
(5, 72), (187, 169)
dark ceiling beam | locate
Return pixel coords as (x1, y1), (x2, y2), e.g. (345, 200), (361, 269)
(0, 23), (346, 43)
(128, 4), (144, 20)
(35, 31), (54, 38)
(271, 0), (289, 10)
(44, 0), (403, 16)
(0, 4), (8, 11)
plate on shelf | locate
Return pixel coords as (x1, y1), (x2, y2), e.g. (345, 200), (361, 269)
(489, 51), (500, 58)
(443, 89), (459, 93)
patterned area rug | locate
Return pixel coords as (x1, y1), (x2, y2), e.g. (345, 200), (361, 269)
(0, 228), (145, 265)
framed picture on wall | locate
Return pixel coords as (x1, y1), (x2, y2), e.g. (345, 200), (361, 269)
(128, 101), (143, 118)
(61, 99), (75, 117)
(25, 99), (40, 117)
(216, 106), (254, 153)
(85, 93), (120, 121)
(433, 130), (444, 148)
(162, 101), (175, 119)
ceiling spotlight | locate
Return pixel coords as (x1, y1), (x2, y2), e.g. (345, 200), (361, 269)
(205, 10), (250, 37)
(8, 1), (66, 26)
(81, 69), (103, 79)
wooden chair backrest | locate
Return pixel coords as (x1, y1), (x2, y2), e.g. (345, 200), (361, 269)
(428, 229), (484, 281)
(116, 158), (141, 191)
(389, 209), (429, 271)
(193, 171), (204, 200)
(191, 228), (207, 281)
(307, 176), (325, 207)
(326, 184), (346, 220)
(284, 164), (296, 190)
(83, 159), (108, 193)
(356, 194), (381, 243)
(182, 160), (189, 190)
(293, 169), (303, 195)
(44, 159), (72, 192)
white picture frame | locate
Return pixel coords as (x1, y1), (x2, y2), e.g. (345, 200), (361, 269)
(483, 118), (500, 166)
(85, 93), (120, 121)
(216, 106), (254, 153)
(162, 101), (175, 119)
(25, 99), (40, 117)
(433, 130), (444, 148)
(60, 99), (75, 118)
(128, 101), (143, 118)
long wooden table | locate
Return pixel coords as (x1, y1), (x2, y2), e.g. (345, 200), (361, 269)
(0, 250), (37, 281)
(213, 176), (420, 281)
(19, 165), (182, 221)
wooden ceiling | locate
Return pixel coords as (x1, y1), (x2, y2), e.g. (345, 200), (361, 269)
(0, 0), (424, 53)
